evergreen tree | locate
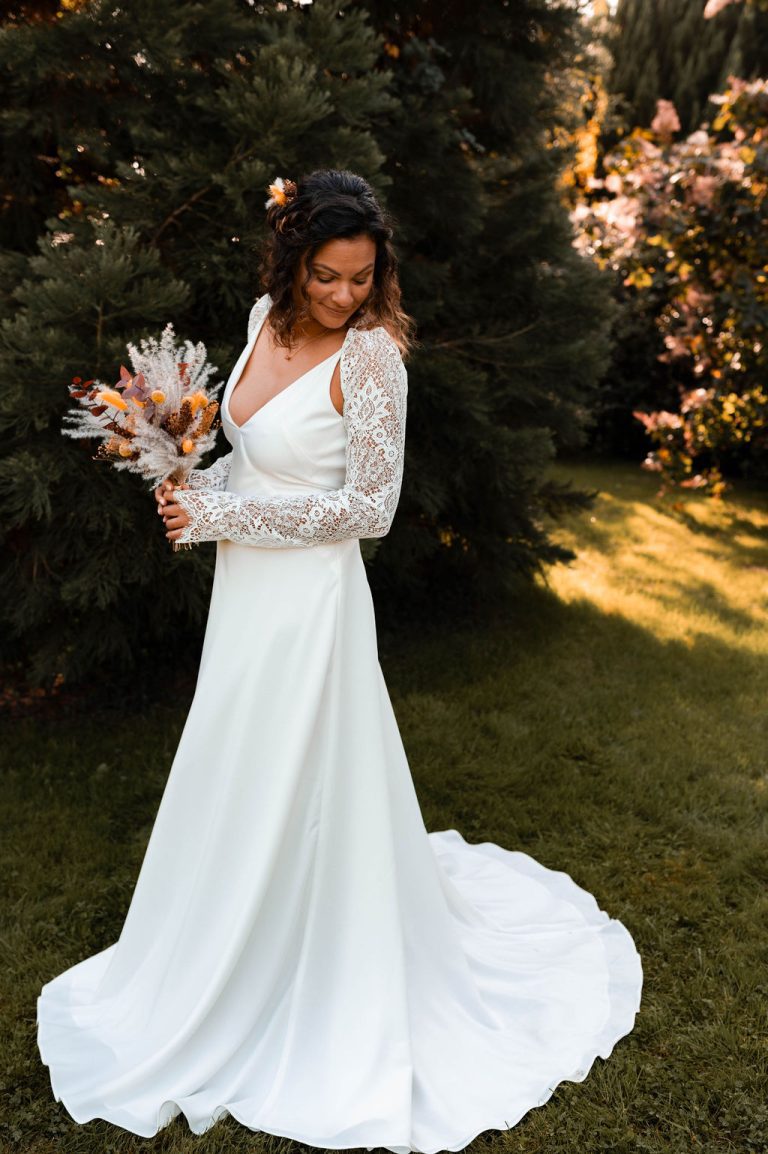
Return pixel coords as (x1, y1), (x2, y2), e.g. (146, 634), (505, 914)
(727, 1), (768, 76)
(362, 0), (613, 603)
(0, 221), (195, 680)
(1, 0), (611, 683)
(0, 0), (394, 682)
(608, 0), (768, 134)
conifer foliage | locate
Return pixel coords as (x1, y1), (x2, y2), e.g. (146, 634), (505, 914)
(608, 0), (768, 134)
(362, 0), (613, 602)
(0, 0), (611, 683)
(0, 0), (394, 682)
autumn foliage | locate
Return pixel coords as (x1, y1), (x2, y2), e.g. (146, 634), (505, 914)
(575, 77), (768, 493)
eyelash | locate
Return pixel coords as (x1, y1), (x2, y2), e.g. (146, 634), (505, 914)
(315, 276), (371, 285)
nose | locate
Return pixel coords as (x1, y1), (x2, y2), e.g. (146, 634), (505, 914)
(331, 284), (355, 308)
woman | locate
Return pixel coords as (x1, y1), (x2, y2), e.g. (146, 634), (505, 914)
(37, 169), (643, 1151)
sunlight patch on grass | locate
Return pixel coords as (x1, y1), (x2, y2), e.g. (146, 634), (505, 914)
(545, 462), (768, 653)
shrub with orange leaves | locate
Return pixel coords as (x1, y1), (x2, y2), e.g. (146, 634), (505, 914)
(575, 79), (768, 491)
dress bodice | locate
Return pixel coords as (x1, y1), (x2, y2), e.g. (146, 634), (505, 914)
(173, 295), (408, 549)
(221, 312), (347, 500)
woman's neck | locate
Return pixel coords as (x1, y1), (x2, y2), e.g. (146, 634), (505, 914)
(292, 316), (333, 340)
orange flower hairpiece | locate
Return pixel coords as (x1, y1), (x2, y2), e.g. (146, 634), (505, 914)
(265, 176), (297, 209)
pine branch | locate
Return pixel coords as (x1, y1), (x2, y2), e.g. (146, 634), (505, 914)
(432, 323), (540, 351)
(151, 183), (217, 245)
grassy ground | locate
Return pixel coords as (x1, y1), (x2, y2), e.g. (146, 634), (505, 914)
(2, 460), (768, 1154)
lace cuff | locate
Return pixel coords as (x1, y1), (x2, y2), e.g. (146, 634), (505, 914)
(172, 327), (407, 549)
(184, 452), (233, 491)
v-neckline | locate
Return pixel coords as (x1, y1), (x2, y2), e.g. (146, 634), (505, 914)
(226, 308), (349, 431)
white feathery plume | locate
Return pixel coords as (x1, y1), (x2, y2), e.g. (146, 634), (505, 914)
(62, 324), (222, 486)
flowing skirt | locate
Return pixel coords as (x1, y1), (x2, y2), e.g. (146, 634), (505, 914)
(37, 537), (642, 1152)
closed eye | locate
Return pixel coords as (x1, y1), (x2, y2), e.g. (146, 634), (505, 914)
(316, 276), (371, 285)
(313, 262), (375, 285)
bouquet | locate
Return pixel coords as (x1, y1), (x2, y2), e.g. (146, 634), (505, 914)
(63, 324), (222, 548)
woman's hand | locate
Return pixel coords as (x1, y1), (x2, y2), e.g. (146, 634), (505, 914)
(155, 478), (191, 543)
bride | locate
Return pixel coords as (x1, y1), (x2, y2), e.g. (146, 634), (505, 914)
(37, 168), (642, 1152)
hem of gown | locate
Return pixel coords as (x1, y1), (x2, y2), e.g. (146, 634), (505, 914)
(38, 1033), (636, 1154)
(37, 829), (643, 1154)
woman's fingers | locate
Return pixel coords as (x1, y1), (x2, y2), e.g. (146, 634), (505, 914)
(162, 502), (187, 522)
(155, 478), (189, 513)
(155, 479), (173, 507)
(162, 501), (190, 537)
(154, 483), (192, 539)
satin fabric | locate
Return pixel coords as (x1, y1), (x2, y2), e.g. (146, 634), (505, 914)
(37, 336), (643, 1151)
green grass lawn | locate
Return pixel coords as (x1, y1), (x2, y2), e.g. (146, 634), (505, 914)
(2, 460), (768, 1154)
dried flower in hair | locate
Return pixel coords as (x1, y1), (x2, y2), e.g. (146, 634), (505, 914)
(266, 177), (287, 208)
(265, 176), (297, 209)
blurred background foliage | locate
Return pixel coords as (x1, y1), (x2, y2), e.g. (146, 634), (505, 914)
(577, 78), (768, 493)
(607, 0), (768, 133)
(0, 0), (610, 684)
(568, 0), (768, 491)
(0, 0), (766, 689)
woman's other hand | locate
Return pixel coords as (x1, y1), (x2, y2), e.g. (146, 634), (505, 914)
(155, 479), (191, 543)
(154, 478), (176, 508)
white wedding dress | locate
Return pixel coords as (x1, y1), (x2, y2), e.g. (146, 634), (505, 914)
(37, 296), (643, 1152)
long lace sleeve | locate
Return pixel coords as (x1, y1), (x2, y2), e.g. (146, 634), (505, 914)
(184, 452), (233, 491)
(171, 327), (407, 548)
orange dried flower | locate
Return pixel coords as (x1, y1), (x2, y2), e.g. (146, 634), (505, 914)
(95, 388), (128, 411)
(187, 390), (208, 414)
(266, 177), (288, 207)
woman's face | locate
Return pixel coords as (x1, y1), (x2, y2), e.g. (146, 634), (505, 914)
(294, 234), (376, 329)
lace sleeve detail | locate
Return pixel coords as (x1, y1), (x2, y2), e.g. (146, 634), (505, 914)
(247, 294), (271, 341)
(171, 327), (407, 549)
(184, 452), (233, 491)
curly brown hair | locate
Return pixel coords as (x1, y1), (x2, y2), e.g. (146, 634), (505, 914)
(259, 169), (415, 357)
